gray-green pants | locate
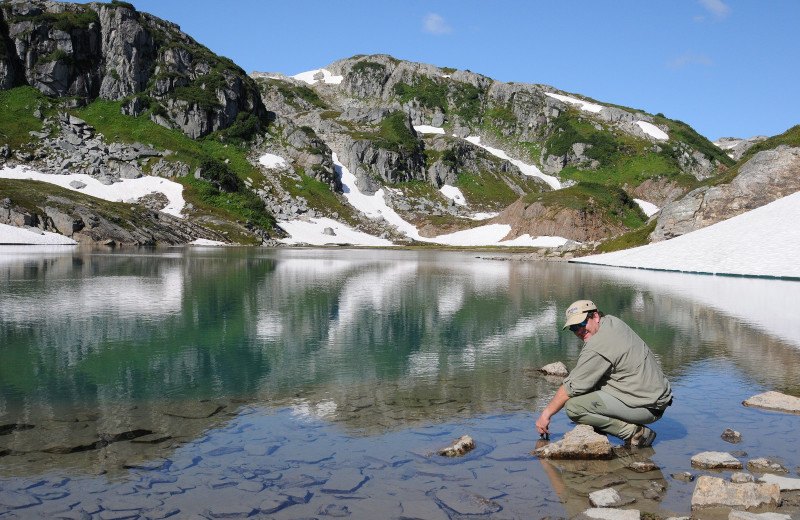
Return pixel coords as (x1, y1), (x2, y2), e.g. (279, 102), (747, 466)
(564, 390), (662, 441)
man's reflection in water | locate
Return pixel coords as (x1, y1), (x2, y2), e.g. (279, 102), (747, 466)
(535, 440), (669, 518)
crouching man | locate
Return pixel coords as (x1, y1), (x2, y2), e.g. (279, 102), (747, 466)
(535, 300), (673, 447)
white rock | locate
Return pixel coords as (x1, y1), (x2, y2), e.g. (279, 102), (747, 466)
(742, 391), (800, 414)
(574, 508), (640, 520)
(728, 511), (793, 520)
(758, 473), (800, 491)
(691, 451), (743, 469)
(539, 361), (569, 377)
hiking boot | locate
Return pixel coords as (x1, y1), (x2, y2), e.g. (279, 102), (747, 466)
(629, 425), (656, 448)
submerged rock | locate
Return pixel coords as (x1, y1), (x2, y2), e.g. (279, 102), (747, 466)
(690, 475), (780, 511)
(436, 435), (475, 457)
(743, 391), (800, 415)
(533, 424), (612, 460)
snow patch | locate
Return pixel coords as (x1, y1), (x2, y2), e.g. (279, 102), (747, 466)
(545, 92), (604, 113)
(636, 121), (669, 141)
(413, 125), (446, 135)
(0, 165), (185, 217)
(576, 191), (800, 279)
(259, 153), (288, 168)
(464, 136), (561, 190)
(0, 223), (76, 245)
(634, 198), (659, 217)
(440, 185), (466, 205)
(291, 68), (343, 85)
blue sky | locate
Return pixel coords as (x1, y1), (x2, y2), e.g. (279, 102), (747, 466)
(130, 0), (798, 141)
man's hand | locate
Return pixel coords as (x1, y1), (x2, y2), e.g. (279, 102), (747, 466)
(535, 413), (551, 436)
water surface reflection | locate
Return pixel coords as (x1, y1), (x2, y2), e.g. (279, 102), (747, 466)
(1, 247), (798, 518)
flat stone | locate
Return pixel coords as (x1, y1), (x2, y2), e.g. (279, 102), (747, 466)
(691, 475), (780, 511)
(208, 502), (257, 518)
(162, 401), (224, 419)
(691, 451), (743, 470)
(433, 488), (501, 515)
(257, 490), (293, 514)
(743, 391), (800, 415)
(588, 488), (635, 508)
(628, 461), (659, 472)
(759, 473), (800, 491)
(746, 458), (789, 474)
(0, 490), (42, 509)
(533, 424), (612, 460)
(321, 470), (368, 493)
(728, 512), (793, 520)
(574, 507), (641, 520)
(436, 435), (475, 457)
(539, 361), (569, 377)
(400, 499), (450, 520)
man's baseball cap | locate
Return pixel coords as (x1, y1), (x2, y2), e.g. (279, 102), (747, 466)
(562, 300), (597, 330)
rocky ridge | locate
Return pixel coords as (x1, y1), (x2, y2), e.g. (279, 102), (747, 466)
(0, 0), (267, 139)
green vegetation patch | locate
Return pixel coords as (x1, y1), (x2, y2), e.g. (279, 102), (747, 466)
(593, 219), (657, 254)
(74, 98), (275, 233)
(529, 182), (647, 230)
(705, 124), (800, 188)
(280, 170), (357, 224)
(262, 79), (328, 110)
(377, 111), (421, 153)
(0, 87), (58, 149)
(9, 6), (100, 32)
(455, 170), (523, 208)
(655, 115), (734, 168)
(393, 75), (448, 111)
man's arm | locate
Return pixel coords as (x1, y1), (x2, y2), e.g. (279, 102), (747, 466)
(535, 385), (570, 436)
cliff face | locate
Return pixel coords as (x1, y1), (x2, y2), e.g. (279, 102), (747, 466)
(0, 0), (267, 138)
(651, 145), (800, 241)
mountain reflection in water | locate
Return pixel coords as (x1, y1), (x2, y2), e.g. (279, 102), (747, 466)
(1, 246), (798, 518)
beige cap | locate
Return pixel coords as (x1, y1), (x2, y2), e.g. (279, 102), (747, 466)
(562, 300), (597, 330)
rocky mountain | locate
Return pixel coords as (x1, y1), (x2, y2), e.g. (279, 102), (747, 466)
(0, 0), (267, 139)
(0, 0), (797, 250)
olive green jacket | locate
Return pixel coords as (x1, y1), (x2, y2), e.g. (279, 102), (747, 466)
(564, 315), (673, 410)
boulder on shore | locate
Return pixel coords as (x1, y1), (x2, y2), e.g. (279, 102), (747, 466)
(532, 424), (612, 460)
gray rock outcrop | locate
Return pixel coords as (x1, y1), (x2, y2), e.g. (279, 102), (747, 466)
(652, 146), (800, 241)
(0, 0), (267, 139)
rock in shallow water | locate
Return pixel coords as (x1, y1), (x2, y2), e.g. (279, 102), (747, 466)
(690, 475), (780, 511)
(436, 435), (475, 457)
(691, 451), (743, 470)
(743, 391), (800, 415)
(539, 361), (569, 377)
(533, 424), (612, 460)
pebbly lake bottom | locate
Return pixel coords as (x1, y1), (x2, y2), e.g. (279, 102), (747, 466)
(2, 247), (800, 518)
(1, 361), (799, 519)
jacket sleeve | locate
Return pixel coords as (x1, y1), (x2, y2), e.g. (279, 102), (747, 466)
(563, 350), (612, 397)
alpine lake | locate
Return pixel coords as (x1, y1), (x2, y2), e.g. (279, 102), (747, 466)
(1, 246), (799, 519)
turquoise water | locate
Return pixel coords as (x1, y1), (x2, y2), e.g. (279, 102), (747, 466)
(1, 246), (799, 518)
